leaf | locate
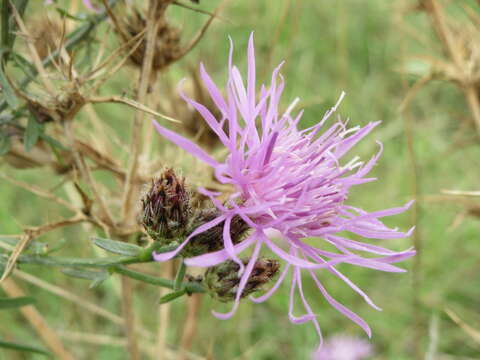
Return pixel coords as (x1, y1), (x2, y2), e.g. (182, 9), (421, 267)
(2, 253), (141, 268)
(24, 116), (42, 151)
(0, 236), (47, 254)
(61, 268), (110, 288)
(11, 52), (36, 80)
(39, 133), (67, 151)
(89, 275), (109, 289)
(0, 296), (34, 309)
(92, 237), (143, 257)
(0, 338), (50, 356)
(0, 67), (18, 108)
(159, 289), (187, 305)
(113, 265), (205, 293)
(61, 267), (108, 280)
(55, 8), (88, 22)
(174, 261), (186, 291)
(0, 132), (11, 155)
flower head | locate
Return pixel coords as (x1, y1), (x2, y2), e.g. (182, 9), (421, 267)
(205, 258), (280, 302)
(152, 33), (414, 347)
(313, 335), (374, 360)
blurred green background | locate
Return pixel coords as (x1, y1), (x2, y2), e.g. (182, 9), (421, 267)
(1, 0), (480, 359)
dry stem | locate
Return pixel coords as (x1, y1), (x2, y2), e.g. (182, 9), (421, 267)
(121, 276), (141, 360)
(1, 278), (76, 360)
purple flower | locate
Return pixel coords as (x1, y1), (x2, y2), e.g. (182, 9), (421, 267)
(44, 0), (100, 12)
(313, 335), (374, 360)
(152, 33), (414, 345)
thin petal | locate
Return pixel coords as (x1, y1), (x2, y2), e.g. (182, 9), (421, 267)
(153, 215), (226, 261)
(152, 120), (219, 168)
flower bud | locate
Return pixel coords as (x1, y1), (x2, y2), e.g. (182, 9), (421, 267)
(142, 168), (190, 242)
(205, 258), (280, 302)
(182, 208), (250, 257)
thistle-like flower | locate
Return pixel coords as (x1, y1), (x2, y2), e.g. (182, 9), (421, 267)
(313, 335), (373, 360)
(152, 33), (415, 345)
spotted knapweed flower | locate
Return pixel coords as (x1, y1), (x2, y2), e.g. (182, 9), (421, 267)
(44, 0), (99, 12)
(152, 33), (414, 346)
(313, 335), (374, 360)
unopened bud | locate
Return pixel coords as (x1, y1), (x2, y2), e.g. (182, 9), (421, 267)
(205, 258), (280, 302)
(142, 169), (190, 242)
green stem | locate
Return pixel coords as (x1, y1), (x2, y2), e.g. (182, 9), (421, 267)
(1, 1), (10, 63)
(112, 265), (205, 294)
(174, 260), (186, 291)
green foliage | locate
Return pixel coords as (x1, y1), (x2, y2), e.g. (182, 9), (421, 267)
(0, 296), (34, 309)
(0, 339), (50, 357)
(92, 237), (143, 257)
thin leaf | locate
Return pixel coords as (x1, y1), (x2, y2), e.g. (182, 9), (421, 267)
(55, 7), (88, 22)
(0, 236), (47, 254)
(24, 116), (42, 151)
(0, 338), (50, 356)
(11, 52), (36, 80)
(0, 132), (11, 155)
(159, 289), (187, 305)
(39, 133), (67, 151)
(0, 296), (34, 309)
(61, 267), (108, 280)
(89, 275), (109, 289)
(174, 261), (186, 291)
(1, 253), (142, 268)
(92, 237), (143, 257)
(0, 67), (18, 108)
(113, 265), (205, 293)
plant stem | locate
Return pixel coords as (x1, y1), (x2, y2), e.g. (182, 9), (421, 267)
(113, 265), (205, 294)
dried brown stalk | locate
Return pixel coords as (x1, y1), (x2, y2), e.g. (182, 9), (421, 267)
(157, 261), (174, 360)
(121, 276), (140, 360)
(9, 0), (55, 95)
(1, 278), (76, 360)
(177, 293), (203, 360)
(0, 215), (86, 282)
(121, 0), (168, 224)
(419, 0), (480, 134)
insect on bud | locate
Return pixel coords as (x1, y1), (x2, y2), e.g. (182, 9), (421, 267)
(141, 168), (191, 242)
(204, 258), (280, 302)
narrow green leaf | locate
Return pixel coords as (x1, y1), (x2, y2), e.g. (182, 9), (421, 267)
(55, 7), (88, 22)
(11, 52), (36, 80)
(0, 132), (11, 155)
(113, 265), (173, 288)
(159, 289), (187, 305)
(39, 133), (67, 151)
(0, 236), (48, 254)
(89, 275), (109, 289)
(174, 261), (186, 291)
(0, 67), (18, 108)
(61, 267), (108, 280)
(1, 253), (142, 268)
(0, 296), (34, 309)
(113, 265), (205, 293)
(61, 268), (110, 288)
(24, 116), (42, 151)
(0, 338), (50, 356)
(92, 237), (143, 257)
